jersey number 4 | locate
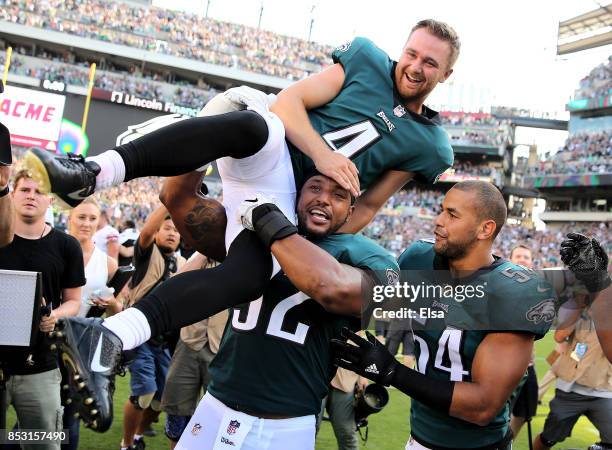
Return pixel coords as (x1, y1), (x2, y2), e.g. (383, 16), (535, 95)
(231, 292), (310, 344)
(322, 120), (381, 159)
(414, 328), (469, 381)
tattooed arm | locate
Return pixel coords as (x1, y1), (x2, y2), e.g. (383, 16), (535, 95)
(160, 172), (227, 261)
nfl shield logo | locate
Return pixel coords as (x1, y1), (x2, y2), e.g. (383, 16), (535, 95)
(227, 419), (241, 435)
(191, 423), (202, 436)
(393, 105), (406, 117)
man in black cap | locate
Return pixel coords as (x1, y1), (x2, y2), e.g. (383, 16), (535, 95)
(0, 97), (15, 246)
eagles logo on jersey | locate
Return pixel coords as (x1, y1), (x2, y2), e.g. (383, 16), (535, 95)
(335, 41), (352, 52)
(526, 299), (557, 324)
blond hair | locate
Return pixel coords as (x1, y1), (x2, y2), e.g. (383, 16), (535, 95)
(410, 19), (461, 68)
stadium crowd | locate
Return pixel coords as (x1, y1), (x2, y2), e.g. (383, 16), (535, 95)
(1, 49), (218, 108)
(574, 56), (612, 102)
(440, 113), (511, 146)
(527, 130), (612, 176)
(447, 128), (510, 147)
(0, 0), (333, 80)
(451, 160), (499, 177)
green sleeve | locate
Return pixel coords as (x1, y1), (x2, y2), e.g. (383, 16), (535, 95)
(332, 37), (381, 84)
(345, 236), (400, 286)
(488, 264), (556, 339)
(395, 130), (454, 184)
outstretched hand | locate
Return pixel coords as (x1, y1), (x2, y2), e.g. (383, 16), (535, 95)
(560, 232), (610, 293)
(331, 328), (398, 386)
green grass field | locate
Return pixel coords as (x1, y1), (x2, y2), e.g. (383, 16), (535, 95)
(7, 333), (601, 449)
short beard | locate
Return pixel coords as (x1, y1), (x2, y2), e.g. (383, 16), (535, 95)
(434, 234), (477, 260)
(157, 244), (175, 255)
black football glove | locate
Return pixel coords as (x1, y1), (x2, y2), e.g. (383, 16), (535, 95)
(560, 232), (610, 293)
(331, 329), (399, 386)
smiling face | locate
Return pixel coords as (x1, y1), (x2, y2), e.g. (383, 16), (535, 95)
(69, 202), (101, 243)
(12, 176), (51, 223)
(296, 175), (354, 239)
(394, 28), (454, 112)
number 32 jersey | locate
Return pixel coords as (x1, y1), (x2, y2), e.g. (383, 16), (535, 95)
(207, 233), (399, 417)
(398, 240), (555, 449)
(289, 37), (454, 191)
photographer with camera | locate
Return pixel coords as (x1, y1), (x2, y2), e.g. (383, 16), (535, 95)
(0, 169), (84, 450)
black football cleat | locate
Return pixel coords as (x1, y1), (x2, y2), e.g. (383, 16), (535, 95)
(52, 318), (124, 433)
(23, 148), (100, 207)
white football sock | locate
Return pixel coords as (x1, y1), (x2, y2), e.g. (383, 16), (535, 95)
(86, 150), (126, 190)
(102, 308), (151, 350)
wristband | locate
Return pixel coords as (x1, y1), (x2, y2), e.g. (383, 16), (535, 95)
(252, 204), (298, 248)
(390, 364), (455, 414)
(0, 184), (9, 198)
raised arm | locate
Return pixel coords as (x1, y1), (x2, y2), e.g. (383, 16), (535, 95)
(339, 170), (414, 233)
(271, 64), (360, 196)
(137, 204), (170, 251)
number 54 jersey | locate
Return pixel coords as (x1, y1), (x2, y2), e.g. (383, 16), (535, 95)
(289, 37), (454, 191)
(207, 233), (399, 417)
(398, 240), (556, 449)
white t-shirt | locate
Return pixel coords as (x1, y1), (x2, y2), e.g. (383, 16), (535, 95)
(93, 224), (119, 254)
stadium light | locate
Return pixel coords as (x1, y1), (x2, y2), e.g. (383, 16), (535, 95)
(258, 0), (264, 29)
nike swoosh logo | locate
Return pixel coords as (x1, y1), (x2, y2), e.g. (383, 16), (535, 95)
(91, 334), (110, 372)
(537, 286), (551, 293)
(67, 190), (87, 200)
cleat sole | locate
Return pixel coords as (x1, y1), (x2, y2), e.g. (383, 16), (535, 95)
(23, 151), (52, 194)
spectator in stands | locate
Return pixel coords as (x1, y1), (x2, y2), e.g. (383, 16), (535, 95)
(93, 207), (119, 260)
(161, 253), (228, 450)
(120, 205), (184, 450)
(528, 131), (612, 176)
(574, 56), (611, 102)
(0, 170), (84, 450)
(0, 0), (333, 80)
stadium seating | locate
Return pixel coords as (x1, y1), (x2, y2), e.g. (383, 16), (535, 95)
(0, 0), (333, 80)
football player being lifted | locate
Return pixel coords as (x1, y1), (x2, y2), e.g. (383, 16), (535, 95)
(28, 19), (459, 427)
(24, 19), (456, 340)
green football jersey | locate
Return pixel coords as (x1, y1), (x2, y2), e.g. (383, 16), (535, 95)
(397, 240), (555, 449)
(289, 37), (454, 191)
(207, 233), (399, 416)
